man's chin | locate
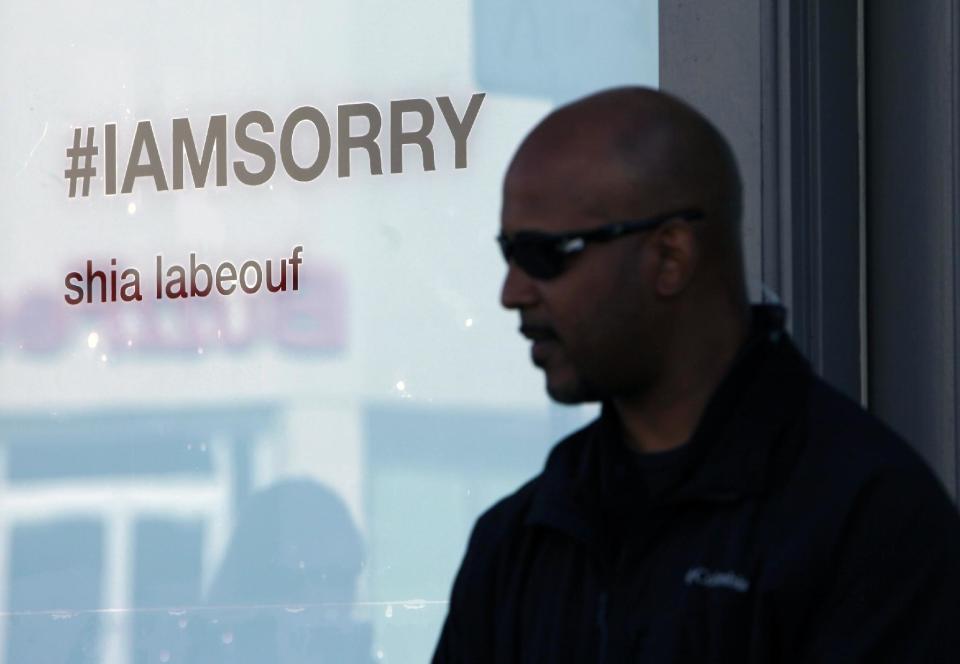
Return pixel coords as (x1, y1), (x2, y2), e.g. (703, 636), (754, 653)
(545, 374), (600, 405)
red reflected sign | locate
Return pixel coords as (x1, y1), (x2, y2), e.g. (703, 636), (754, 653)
(5, 262), (347, 357)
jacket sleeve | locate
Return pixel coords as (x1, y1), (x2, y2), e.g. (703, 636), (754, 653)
(431, 563), (468, 664)
(797, 465), (960, 663)
(432, 514), (499, 664)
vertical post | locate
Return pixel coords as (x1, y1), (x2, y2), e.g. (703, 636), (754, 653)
(865, 0), (960, 499)
(659, 0), (863, 402)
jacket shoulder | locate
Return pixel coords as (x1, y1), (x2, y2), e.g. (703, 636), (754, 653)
(791, 375), (959, 532)
(786, 379), (960, 659)
(460, 419), (596, 570)
(804, 375), (938, 477)
(469, 475), (540, 556)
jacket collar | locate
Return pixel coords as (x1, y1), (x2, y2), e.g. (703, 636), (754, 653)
(525, 304), (811, 540)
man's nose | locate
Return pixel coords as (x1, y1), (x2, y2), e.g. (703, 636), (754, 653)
(500, 261), (540, 310)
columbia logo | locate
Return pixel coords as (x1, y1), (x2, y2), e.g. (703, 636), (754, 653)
(684, 566), (750, 593)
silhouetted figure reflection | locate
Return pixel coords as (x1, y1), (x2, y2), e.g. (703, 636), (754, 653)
(188, 479), (373, 663)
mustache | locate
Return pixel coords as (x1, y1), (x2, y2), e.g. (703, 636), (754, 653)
(519, 322), (559, 341)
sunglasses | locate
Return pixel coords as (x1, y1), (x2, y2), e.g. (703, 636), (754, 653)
(497, 208), (705, 280)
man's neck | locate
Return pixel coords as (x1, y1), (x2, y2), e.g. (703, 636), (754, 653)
(613, 308), (752, 454)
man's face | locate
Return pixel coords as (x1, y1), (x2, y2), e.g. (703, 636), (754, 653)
(499, 140), (668, 404)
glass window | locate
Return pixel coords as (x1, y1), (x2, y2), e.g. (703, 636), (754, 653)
(0, 1), (658, 661)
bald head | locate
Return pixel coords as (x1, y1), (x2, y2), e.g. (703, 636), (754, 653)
(505, 87), (746, 303)
(500, 87), (752, 410)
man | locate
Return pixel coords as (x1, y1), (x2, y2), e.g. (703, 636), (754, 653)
(432, 87), (960, 662)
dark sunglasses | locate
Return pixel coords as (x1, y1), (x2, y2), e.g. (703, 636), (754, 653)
(496, 208), (705, 280)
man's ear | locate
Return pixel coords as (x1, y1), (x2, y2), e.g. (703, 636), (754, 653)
(653, 220), (698, 297)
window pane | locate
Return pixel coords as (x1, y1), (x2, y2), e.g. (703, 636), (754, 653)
(0, 2), (658, 662)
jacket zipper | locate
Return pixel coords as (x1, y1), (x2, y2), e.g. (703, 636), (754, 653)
(595, 533), (631, 663)
(596, 591), (609, 664)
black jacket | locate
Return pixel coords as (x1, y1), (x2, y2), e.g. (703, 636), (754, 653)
(433, 305), (960, 663)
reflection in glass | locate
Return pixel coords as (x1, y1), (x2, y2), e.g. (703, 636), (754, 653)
(0, 0), (657, 661)
(187, 480), (371, 663)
